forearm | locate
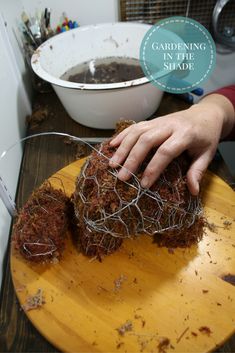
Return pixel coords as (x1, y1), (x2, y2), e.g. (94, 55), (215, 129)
(196, 91), (235, 141)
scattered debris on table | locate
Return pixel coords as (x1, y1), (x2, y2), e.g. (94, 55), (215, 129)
(206, 219), (233, 233)
(198, 326), (212, 336)
(202, 289), (209, 294)
(157, 337), (171, 353)
(22, 288), (45, 311)
(114, 274), (127, 292)
(116, 341), (125, 349)
(26, 105), (49, 129)
(223, 220), (232, 230)
(176, 327), (189, 343)
(191, 331), (198, 337)
(134, 313), (146, 328)
(116, 320), (133, 336)
(206, 222), (218, 233)
(16, 284), (26, 293)
(63, 137), (91, 159)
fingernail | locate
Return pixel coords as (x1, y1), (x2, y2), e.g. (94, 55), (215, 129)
(118, 168), (130, 180)
(190, 181), (199, 196)
(195, 182), (200, 195)
(109, 156), (119, 167)
(141, 176), (149, 188)
(109, 138), (117, 146)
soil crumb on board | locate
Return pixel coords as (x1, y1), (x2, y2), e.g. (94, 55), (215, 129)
(206, 222), (218, 233)
(22, 288), (45, 311)
(191, 331), (198, 337)
(198, 326), (212, 336)
(157, 337), (171, 353)
(114, 274), (127, 292)
(134, 314), (146, 327)
(116, 320), (133, 336)
(16, 284), (26, 292)
(176, 327), (189, 343)
(116, 341), (125, 349)
(223, 220), (232, 229)
(202, 289), (209, 294)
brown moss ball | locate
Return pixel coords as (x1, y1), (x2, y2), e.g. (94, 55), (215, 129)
(73, 122), (204, 258)
(13, 183), (71, 262)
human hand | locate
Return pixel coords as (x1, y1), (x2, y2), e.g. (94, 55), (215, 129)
(109, 94), (235, 195)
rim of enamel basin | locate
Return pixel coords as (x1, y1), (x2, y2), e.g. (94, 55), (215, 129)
(31, 22), (157, 91)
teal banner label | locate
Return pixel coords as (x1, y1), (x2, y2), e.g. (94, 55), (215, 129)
(140, 16), (216, 93)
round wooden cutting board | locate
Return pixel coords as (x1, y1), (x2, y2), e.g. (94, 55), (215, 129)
(11, 159), (235, 353)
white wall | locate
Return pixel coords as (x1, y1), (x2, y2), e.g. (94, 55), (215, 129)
(21, 0), (119, 28)
(0, 0), (32, 291)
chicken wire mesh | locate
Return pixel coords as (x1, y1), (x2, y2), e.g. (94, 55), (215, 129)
(2, 130), (204, 261)
(73, 136), (203, 258)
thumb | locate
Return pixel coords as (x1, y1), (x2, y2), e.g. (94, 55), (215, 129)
(187, 152), (213, 195)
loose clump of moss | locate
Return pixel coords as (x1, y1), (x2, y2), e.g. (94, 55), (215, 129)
(13, 183), (71, 262)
